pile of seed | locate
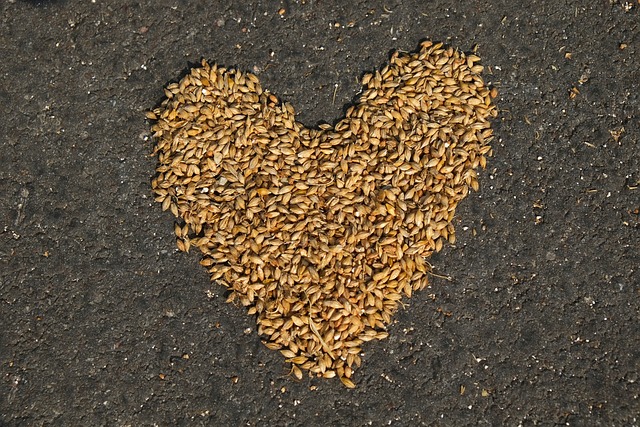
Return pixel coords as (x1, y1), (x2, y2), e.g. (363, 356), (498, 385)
(148, 41), (497, 388)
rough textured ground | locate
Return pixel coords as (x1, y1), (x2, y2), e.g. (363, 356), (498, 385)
(1, 0), (638, 425)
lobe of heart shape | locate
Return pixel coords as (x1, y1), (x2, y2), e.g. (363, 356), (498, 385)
(148, 41), (497, 388)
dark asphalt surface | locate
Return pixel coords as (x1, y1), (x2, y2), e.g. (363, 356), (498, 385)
(1, 1), (639, 425)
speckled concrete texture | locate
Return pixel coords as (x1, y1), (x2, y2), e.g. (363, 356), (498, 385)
(1, 1), (638, 425)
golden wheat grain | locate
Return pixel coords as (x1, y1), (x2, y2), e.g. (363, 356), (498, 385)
(148, 40), (497, 388)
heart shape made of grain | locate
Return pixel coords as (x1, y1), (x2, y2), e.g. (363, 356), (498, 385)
(148, 41), (497, 387)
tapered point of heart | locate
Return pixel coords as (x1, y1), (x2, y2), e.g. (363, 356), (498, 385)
(148, 41), (497, 387)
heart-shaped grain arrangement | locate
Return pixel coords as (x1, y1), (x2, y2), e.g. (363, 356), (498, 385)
(148, 41), (497, 387)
